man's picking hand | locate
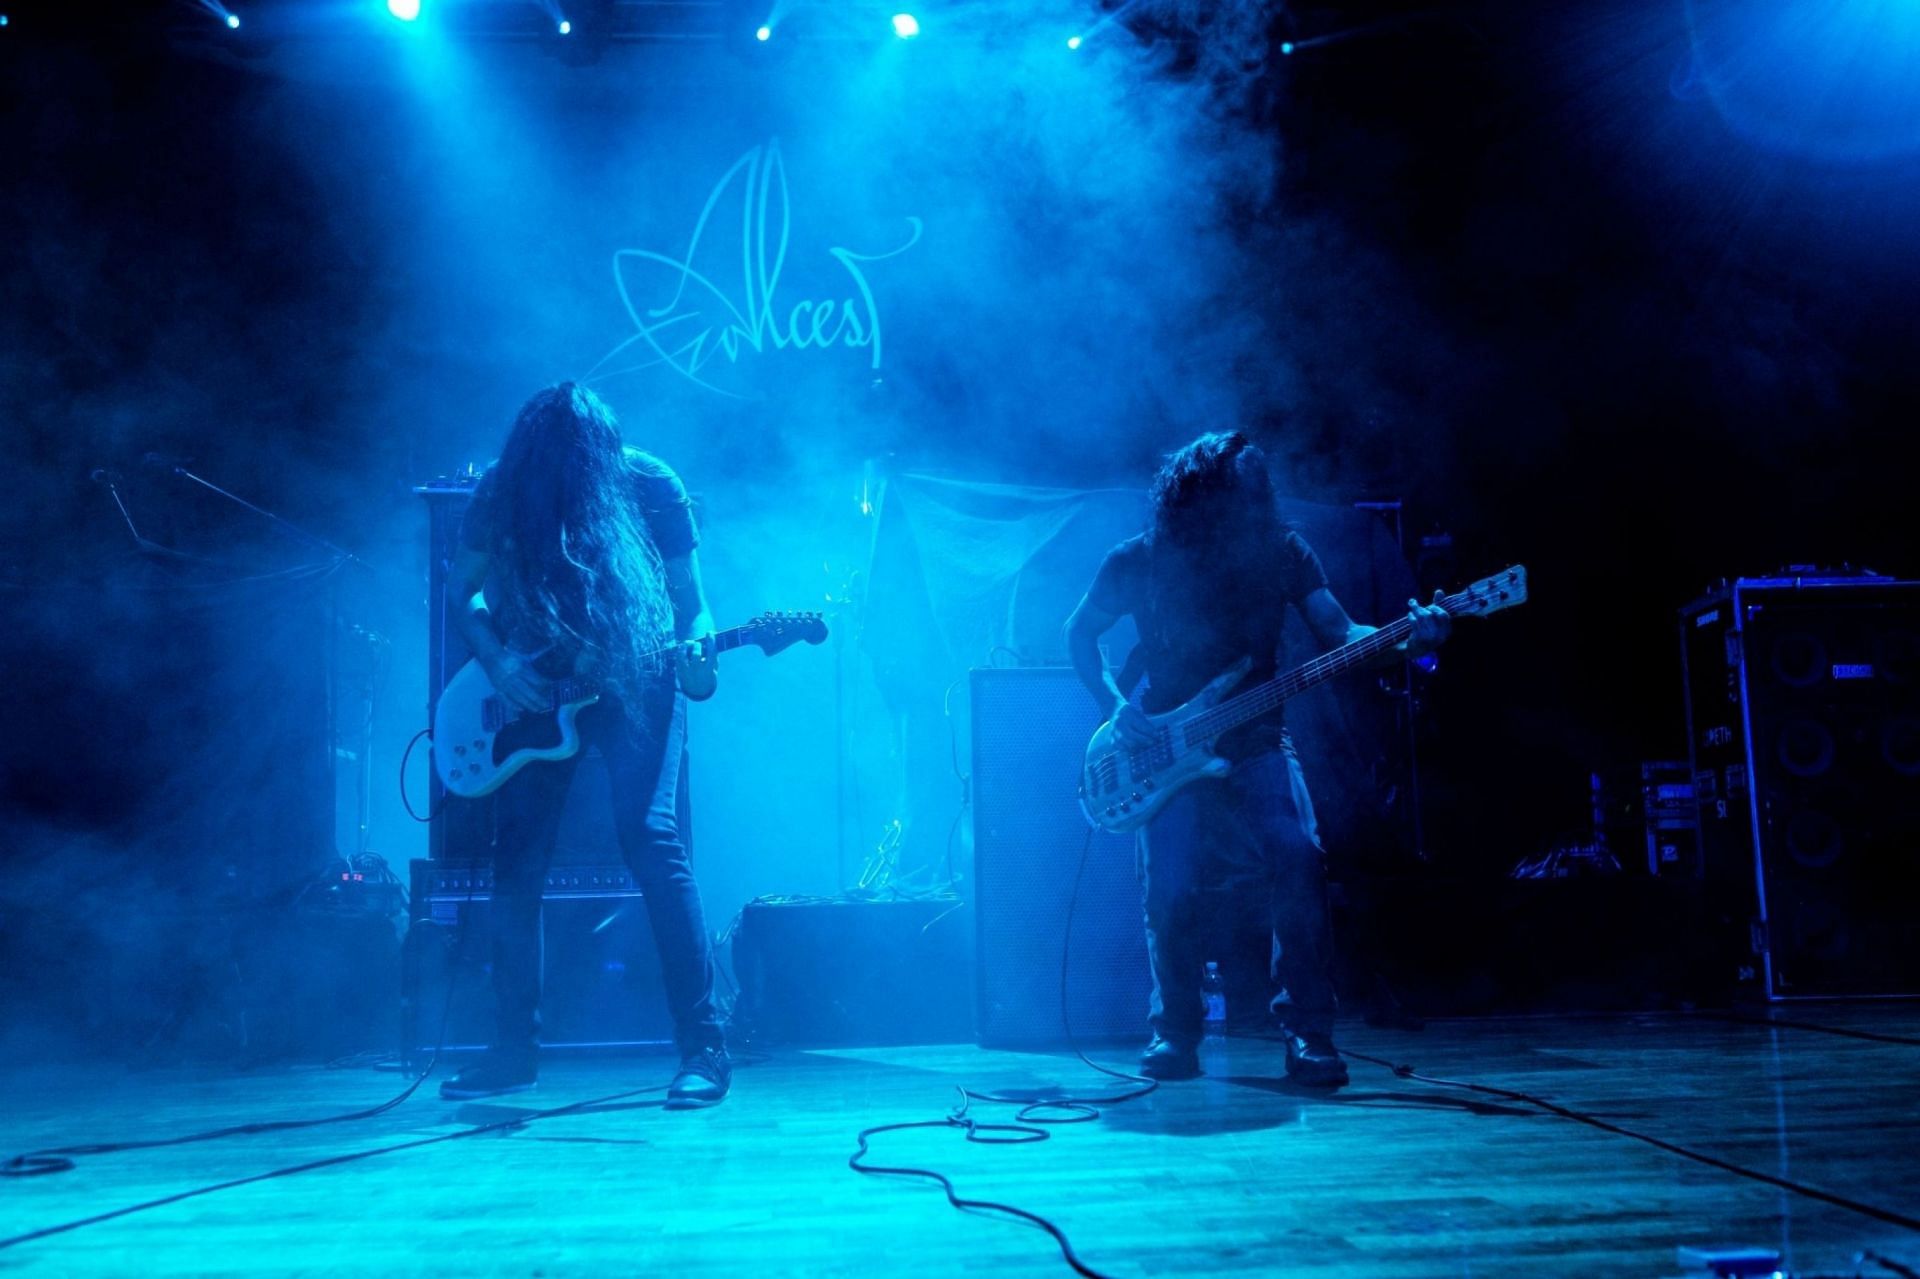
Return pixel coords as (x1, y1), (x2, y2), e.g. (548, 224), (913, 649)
(1110, 699), (1155, 749)
(486, 652), (551, 714)
(675, 636), (718, 702)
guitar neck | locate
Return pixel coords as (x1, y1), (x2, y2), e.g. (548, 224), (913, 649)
(530, 614), (825, 708)
(1185, 588), (1472, 740)
(710, 624), (758, 655)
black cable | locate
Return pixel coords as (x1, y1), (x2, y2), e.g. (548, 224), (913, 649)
(848, 826), (1150, 1278)
(399, 727), (445, 823)
(1866, 1250), (1920, 1279)
(1343, 1048), (1920, 1235)
(960, 826), (1156, 1119)
(0, 1079), (669, 1251)
(1707, 1011), (1920, 1049)
(3, 937), (464, 1180)
(849, 1112), (1114, 1279)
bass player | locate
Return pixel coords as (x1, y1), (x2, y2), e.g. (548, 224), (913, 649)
(1065, 431), (1451, 1087)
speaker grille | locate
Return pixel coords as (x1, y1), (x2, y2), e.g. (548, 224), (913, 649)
(1744, 592), (1920, 996)
(970, 668), (1150, 1045)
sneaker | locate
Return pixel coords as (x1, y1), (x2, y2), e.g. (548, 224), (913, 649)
(1283, 1031), (1350, 1089)
(439, 1053), (537, 1100)
(666, 1046), (731, 1109)
(1139, 1034), (1202, 1081)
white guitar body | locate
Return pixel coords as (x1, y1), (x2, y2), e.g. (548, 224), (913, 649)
(1077, 659), (1250, 833)
(431, 612), (829, 802)
(433, 656), (599, 799)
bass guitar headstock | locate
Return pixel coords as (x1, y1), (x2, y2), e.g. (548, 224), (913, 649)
(1444, 566), (1529, 619)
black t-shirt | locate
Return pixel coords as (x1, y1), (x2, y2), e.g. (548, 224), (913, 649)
(459, 446), (697, 651)
(1089, 528), (1328, 752)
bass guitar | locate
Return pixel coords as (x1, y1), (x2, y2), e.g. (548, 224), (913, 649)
(434, 611), (828, 799)
(1079, 567), (1528, 833)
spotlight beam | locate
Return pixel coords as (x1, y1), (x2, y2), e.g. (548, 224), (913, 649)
(194, 0), (240, 29)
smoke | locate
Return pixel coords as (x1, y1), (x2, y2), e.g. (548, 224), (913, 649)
(11, 0), (1917, 1051)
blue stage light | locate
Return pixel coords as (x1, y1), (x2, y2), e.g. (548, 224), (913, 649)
(1280, 40), (1293, 55)
(387, 0), (420, 20)
(226, 12), (241, 27)
(755, 24), (771, 41)
(558, 19), (571, 34)
(890, 12), (919, 39)
(1066, 34), (1082, 50)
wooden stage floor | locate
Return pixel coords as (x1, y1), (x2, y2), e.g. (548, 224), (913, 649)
(4, 1009), (1919, 1277)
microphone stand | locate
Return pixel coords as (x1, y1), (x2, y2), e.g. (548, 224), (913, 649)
(93, 469), (219, 563)
(158, 461), (367, 570)
(147, 459), (379, 882)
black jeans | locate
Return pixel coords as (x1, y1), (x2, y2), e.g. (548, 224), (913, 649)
(1136, 740), (1337, 1045)
(488, 678), (721, 1058)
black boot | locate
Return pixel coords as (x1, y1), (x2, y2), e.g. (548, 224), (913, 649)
(439, 1052), (538, 1100)
(1283, 1031), (1349, 1089)
(667, 1046), (732, 1109)
(1139, 1034), (1201, 1081)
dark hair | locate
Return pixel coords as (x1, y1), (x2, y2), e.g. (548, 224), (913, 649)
(1147, 430), (1281, 553)
(488, 383), (674, 700)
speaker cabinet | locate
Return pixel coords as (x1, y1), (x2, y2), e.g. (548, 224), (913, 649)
(1682, 576), (1920, 999)
(418, 477), (493, 867)
(970, 668), (1150, 1045)
(400, 860), (672, 1066)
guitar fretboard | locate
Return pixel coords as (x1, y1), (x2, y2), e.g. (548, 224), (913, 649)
(535, 623), (771, 708)
(1179, 587), (1474, 744)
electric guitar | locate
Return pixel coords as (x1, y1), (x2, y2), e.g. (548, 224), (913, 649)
(1079, 566), (1528, 833)
(433, 611), (828, 799)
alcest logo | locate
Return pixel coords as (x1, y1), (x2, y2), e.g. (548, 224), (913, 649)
(590, 140), (922, 396)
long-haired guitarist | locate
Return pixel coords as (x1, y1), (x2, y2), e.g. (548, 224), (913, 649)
(1065, 431), (1451, 1086)
(439, 382), (730, 1107)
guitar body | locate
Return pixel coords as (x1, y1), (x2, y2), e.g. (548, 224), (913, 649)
(430, 611), (829, 802)
(433, 656), (597, 799)
(1078, 659), (1251, 833)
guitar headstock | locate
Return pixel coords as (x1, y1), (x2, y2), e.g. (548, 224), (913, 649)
(1444, 566), (1529, 619)
(735, 611), (830, 656)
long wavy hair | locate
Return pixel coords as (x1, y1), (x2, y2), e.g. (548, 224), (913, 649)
(1146, 430), (1286, 598)
(487, 384), (674, 698)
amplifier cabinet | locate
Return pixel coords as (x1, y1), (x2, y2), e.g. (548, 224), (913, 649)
(730, 898), (972, 1047)
(418, 478), (674, 870)
(417, 478), (490, 868)
(970, 667), (1150, 1045)
(400, 860), (671, 1067)
(1681, 576), (1920, 999)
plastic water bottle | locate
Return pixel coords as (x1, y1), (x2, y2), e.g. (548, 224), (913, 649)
(1202, 962), (1226, 1037)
